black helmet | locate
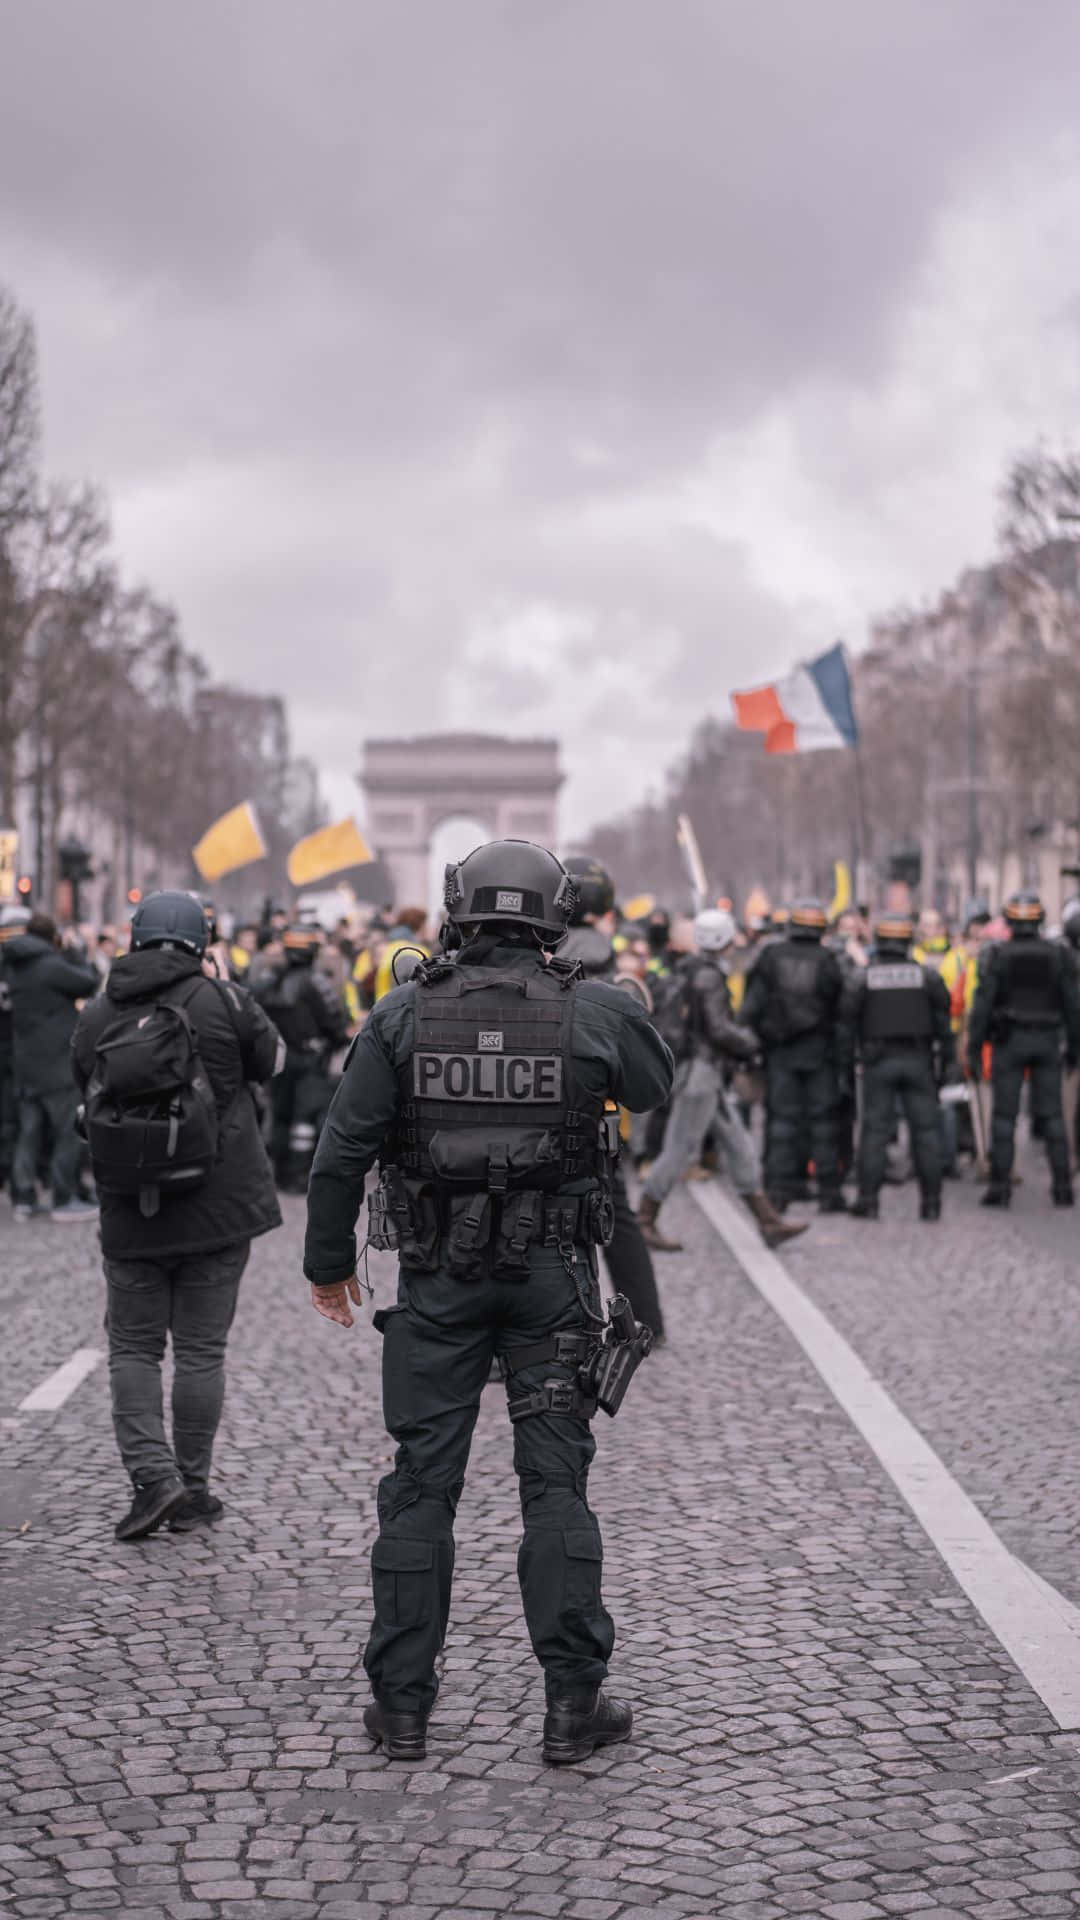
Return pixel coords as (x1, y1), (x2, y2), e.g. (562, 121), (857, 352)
(790, 898), (827, 940)
(131, 890), (209, 956)
(444, 839), (576, 942)
(875, 911), (914, 948)
(283, 926), (321, 964)
(563, 854), (615, 924)
(1062, 896), (1080, 946)
(1004, 890), (1045, 932)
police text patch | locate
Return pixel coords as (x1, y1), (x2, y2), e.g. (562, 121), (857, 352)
(414, 1051), (563, 1102)
(867, 963), (923, 990)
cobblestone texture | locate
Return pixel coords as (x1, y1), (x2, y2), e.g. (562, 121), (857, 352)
(2, 1163), (1080, 1917)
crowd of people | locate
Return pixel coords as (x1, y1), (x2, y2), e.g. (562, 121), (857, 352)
(7, 841), (1079, 1765)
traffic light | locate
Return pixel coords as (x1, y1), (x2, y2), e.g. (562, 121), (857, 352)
(16, 875), (32, 899)
(127, 887), (143, 906)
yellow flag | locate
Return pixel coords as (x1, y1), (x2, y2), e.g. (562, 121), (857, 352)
(829, 859), (852, 920)
(622, 892), (655, 922)
(287, 817), (373, 888)
(192, 802), (267, 884)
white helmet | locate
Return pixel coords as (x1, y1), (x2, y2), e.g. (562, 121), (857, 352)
(694, 907), (736, 953)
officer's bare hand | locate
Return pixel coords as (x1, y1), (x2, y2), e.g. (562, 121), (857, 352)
(310, 1276), (364, 1327)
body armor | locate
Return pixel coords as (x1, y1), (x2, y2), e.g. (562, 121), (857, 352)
(861, 961), (933, 1042)
(757, 942), (834, 1046)
(997, 941), (1060, 1027)
(372, 958), (617, 1276)
(257, 966), (330, 1051)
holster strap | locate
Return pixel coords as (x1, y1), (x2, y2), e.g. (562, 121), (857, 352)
(503, 1329), (599, 1374)
(506, 1379), (598, 1423)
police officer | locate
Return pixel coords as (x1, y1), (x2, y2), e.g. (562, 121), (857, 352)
(304, 840), (673, 1766)
(561, 854), (667, 1341)
(1059, 897), (1080, 1170)
(252, 927), (349, 1190)
(840, 912), (953, 1221)
(740, 899), (847, 1212)
(968, 890), (1080, 1207)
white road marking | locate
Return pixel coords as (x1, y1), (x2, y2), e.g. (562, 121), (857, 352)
(690, 1181), (1080, 1732)
(18, 1347), (105, 1413)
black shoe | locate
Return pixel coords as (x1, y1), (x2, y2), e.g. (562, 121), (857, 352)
(169, 1490), (225, 1532)
(1053, 1184), (1074, 1208)
(114, 1477), (187, 1543)
(542, 1688), (633, 1767)
(981, 1185), (1010, 1209)
(849, 1194), (879, 1219)
(363, 1700), (428, 1761)
(818, 1193), (848, 1215)
(920, 1194), (942, 1221)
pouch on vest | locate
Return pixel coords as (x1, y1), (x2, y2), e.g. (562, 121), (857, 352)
(446, 1191), (492, 1277)
(427, 1127), (561, 1192)
(493, 1189), (545, 1278)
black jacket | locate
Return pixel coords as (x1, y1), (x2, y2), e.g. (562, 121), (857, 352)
(304, 940), (674, 1285)
(252, 960), (349, 1054)
(4, 934), (99, 1096)
(676, 955), (757, 1068)
(73, 948), (284, 1260)
(968, 935), (1080, 1056)
(740, 936), (844, 1052)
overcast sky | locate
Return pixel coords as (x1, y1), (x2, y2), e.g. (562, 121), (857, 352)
(4, 2), (1080, 840)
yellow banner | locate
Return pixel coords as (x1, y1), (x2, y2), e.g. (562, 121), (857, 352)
(622, 892), (655, 922)
(828, 859), (852, 920)
(287, 816), (373, 888)
(192, 802), (267, 884)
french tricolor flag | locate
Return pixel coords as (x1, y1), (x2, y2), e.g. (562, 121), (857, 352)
(732, 643), (858, 755)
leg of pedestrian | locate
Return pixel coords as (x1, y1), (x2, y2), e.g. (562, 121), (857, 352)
(638, 1059), (715, 1250)
(168, 1242), (249, 1527)
(852, 1057), (892, 1215)
(103, 1255), (187, 1541)
(901, 1056), (944, 1219)
(715, 1085), (807, 1246)
(604, 1165), (665, 1339)
(1029, 1041), (1072, 1203)
(11, 1091), (44, 1217)
(45, 1087), (98, 1221)
(985, 1038), (1023, 1205)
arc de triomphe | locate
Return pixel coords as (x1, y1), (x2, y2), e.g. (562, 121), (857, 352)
(359, 734), (564, 907)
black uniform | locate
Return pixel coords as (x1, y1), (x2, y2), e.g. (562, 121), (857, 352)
(304, 937), (672, 1716)
(840, 951), (952, 1208)
(254, 960), (348, 1189)
(560, 923), (666, 1339)
(740, 935), (845, 1207)
(967, 935), (1080, 1198)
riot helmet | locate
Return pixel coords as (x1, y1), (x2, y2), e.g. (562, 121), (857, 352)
(694, 907), (736, 953)
(1004, 890), (1045, 935)
(283, 926), (322, 966)
(563, 854), (615, 924)
(131, 891), (209, 956)
(443, 839), (577, 944)
(874, 911), (914, 952)
(789, 899), (827, 940)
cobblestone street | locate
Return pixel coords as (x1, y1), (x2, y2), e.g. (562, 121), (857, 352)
(3, 1167), (1080, 1919)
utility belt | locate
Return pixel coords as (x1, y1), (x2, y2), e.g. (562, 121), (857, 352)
(367, 1164), (615, 1280)
(501, 1293), (654, 1423)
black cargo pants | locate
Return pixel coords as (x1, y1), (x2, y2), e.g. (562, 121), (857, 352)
(763, 1038), (842, 1204)
(365, 1245), (614, 1715)
(989, 1026), (1068, 1187)
(857, 1045), (941, 1201)
(270, 1053), (332, 1189)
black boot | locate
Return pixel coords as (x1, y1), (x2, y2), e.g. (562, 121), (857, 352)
(920, 1192), (942, 1221)
(849, 1194), (879, 1219)
(1053, 1182), (1074, 1207)
(114, 1476), (187, 1543)
(980, 1184), (1010, 1208)
(169, 1490), (225, 1532)
(818, 1191), (848, 1215)
(542, 1688), (633, 1767)
(363, 1700), (428, 1761)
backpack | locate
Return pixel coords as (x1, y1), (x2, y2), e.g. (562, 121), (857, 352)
(649, 964), (698, 1061)
(83, 978), (224, 1217)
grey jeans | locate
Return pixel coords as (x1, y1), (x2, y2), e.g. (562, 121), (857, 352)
(643, 1055), (760, 1205)
(104, 1242), (250, 1491)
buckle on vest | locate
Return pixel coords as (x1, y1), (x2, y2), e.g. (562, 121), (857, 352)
(489, 1142), (509, 1195)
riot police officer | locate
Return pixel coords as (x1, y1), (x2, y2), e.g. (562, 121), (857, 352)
(840, 913), (953, 1221)
(740, 898), (847, 1211)
(561, 854), (667, 1341)
(252, 928), (349, 1189)
(304, 840), (673, 1766)
(968, 890), (1080, 1207)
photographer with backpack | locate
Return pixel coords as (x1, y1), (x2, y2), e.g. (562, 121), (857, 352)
(73, 892), (285, 1542)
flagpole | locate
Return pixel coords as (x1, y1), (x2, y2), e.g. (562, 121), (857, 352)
(852, 740), (869, 905)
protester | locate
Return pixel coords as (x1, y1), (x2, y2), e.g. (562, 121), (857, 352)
(5, 911), (100, 1222)
(73, 891), (285, 1542)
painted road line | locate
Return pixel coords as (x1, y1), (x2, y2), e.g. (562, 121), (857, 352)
(690, 1181), (1080, 1732)
(18, 1347), (105, 1413)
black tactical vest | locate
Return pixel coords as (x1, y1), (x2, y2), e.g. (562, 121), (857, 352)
(861, 960), (933, 1041)
(761, 942), (833, 1044)
(999, 940), (1059, 1025)
(391, 961), (605, 1195)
